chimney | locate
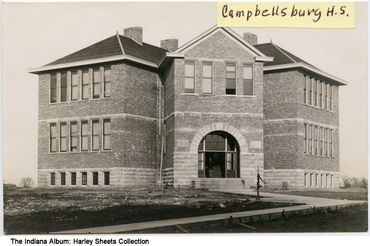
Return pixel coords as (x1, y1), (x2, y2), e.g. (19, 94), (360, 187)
(243, 32), (258, 46)
(124, 26), (143, 44)
(160, 39), (179, 52)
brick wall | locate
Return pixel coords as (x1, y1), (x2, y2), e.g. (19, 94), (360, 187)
(167, 30), (265, 188)
(263, 69), (340, 188)
(38, 61), (161, 188)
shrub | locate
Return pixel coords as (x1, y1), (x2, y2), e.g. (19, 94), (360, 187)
(282, 182), (288, 190)
(19, 177), (34, 188)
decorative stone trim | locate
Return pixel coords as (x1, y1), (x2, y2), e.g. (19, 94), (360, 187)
(189, 123), (248, 154)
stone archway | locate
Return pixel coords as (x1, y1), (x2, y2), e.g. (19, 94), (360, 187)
(189, 123), (248, 154)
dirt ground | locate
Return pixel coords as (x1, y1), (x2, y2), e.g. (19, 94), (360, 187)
(3, 187), (296, 234)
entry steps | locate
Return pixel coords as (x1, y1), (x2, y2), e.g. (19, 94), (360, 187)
(194, 178), (246, 189)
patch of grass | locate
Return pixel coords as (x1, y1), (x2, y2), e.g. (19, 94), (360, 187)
(266, 188), (368, 201)
(148, 203), (368, 233)
(3, 187), (297, 234)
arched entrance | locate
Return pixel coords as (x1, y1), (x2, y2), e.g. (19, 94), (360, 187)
(197, 131), (240, 178)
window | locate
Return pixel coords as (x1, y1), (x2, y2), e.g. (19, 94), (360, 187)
(104, 172), (110, 185)
(319, 127), (323, 156)
(70, 121), (78, 152)
(308, 125), (312, 154)
(81, 172), (87, 185)
(310, 173), (313, 186)
(198, 152), (204, 171)
(303, 76), (307, 103)
(93, 68), (101, 98)
(50, 123), (57, 152)
(93, 172), (98, 185)
(331, 175), (334, 187)
(315, 174), (319, 187)
(308, 77), (312, 105)
(323, 83), (327, 110)
(104, 66), (112, 97)
(328, 84), (332, 111)
(60, 72), (67, 102)
(92, 120), (100, 151)
(303, 123), (307, 153)
(325, 128), (329, 157)
(50, 172), (56, 185)
(226, 63), (236, 94)
(50, 74), (57, 103)
(326, 84), (330, 110)
(184, 62), (195, 93)
(325, 174), (329, 187)
(60, 172), (66, 185)
(318, 81), (322, 108)
(81, 121), (89, 151)
(304, 173), (307, 186)
(60, 122), (68, 152)
(71, 172), (76, 185)
(103, 119), (111, 150)
(312, 78), (317, 107)
(330, 129), (334, 157)
(321, 174), (324, 187)
(82, 69), (90, 100)
(313, 126), (317, 155)
(243, 65), (253, 95)
(71, 71), (79, 101)
(202, 62), (212, 94)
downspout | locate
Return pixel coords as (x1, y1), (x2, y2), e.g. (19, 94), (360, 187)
(158, 77), (164, 189)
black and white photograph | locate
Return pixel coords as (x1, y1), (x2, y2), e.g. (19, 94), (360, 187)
(1, 0), (368, 237)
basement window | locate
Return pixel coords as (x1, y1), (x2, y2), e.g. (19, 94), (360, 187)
(50, 172), (56, 186)
(60, 172), (66, 186)
(104, 172), (110, 185)
(93, 172), (98, 185)
(71, 172), (76, 185)
(81, 172), (87, 185)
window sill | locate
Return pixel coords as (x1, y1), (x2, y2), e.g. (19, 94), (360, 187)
(303, 103), (334, 113)
(221, 94), (256, 98)
(304, 153), (335, 159)
(49, 96), (112, 105)
(48, 150), (113, 154)
(181, 93), (199, 96)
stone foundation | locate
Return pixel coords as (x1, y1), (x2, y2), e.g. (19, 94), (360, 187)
(38, 167), (157, 188)
(264, 169), (340, 190)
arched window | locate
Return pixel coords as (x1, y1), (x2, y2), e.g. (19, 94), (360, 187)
(198, 131), (239, 178)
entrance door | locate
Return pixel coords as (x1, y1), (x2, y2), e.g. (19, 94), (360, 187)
(205, 152), (225, 178)
(198, 131), (239, 178)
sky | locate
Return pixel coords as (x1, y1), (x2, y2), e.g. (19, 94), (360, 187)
(1, 2), (368, 185)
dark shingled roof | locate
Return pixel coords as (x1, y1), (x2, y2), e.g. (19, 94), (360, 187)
(46, 34), (167, 66)
(254, 43), (316, 67)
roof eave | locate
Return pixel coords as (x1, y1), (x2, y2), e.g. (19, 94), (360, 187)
(264, 62), (348, 85)
(28, 54), (158, 74)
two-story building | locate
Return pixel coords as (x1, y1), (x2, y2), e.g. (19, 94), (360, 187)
(29, 26), (346, 189)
